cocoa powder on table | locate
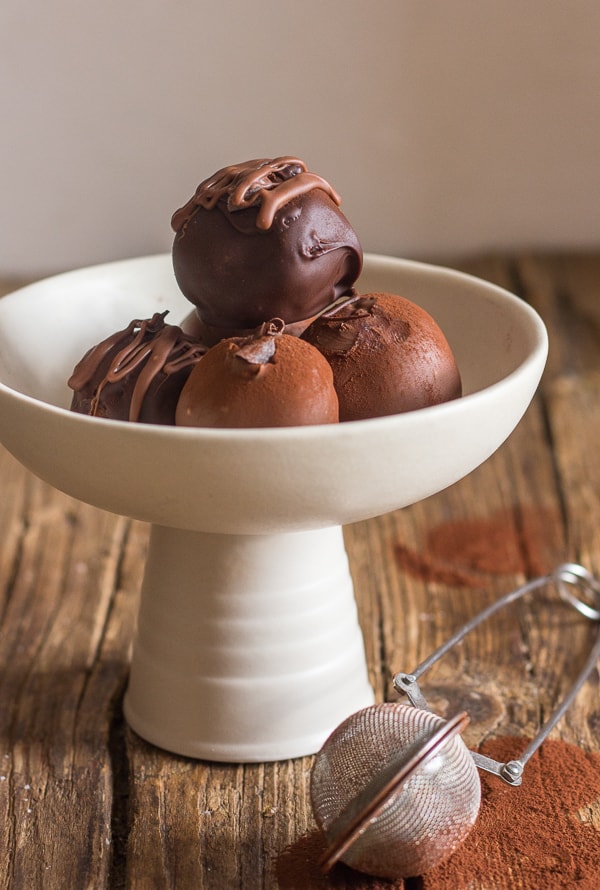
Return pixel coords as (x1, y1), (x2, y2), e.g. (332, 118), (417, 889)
(395, 506), (561, 587)
(277, 737), (600, 889)
(422, 735), (600, 890)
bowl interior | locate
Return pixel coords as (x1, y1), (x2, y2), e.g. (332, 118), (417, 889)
(0, 254), (547, 533)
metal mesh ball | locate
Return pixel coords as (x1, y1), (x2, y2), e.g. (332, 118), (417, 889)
(310, 702), (481, 879)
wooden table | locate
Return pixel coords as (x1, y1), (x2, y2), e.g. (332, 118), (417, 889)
(1, 253), (599, 889)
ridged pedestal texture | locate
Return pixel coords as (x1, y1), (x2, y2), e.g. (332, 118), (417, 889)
(124, 524), (374, 761)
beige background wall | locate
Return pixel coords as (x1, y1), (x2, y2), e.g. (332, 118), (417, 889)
(1, 0), (599, 276)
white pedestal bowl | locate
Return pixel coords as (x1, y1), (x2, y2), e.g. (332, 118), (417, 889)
(0, 254), (547, 761)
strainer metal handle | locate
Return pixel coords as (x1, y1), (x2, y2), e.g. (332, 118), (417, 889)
(394, 563), (600, 786)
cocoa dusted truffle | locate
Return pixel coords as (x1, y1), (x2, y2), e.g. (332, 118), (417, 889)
(171, 157), (363, 344)
(175, 320), (339, 428)
(68, 312), (206, 424)
(302, 293), (462, 422)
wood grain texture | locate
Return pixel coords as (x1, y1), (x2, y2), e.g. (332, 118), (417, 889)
(0, 255), (599, 888)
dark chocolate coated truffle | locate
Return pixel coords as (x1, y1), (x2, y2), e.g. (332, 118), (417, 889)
(175, 321), (339, 428)
(68, 312), (206, 424)
(171, 157), (362, 340)
(302, 293), (462, 422)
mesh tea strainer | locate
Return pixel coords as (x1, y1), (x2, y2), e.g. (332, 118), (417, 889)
(310, 563), (600, 880)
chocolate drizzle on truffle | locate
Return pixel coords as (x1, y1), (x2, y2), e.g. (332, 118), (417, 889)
(68, 312), (206, 424)
(171, 156), (362, 333)
(171, 157), (342, 234)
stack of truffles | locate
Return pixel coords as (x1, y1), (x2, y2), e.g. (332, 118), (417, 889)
(68, 157), (462, 427)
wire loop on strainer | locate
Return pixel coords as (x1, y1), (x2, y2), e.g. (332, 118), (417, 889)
(310, 564), (600, 879)
(394, 563), (600, 784)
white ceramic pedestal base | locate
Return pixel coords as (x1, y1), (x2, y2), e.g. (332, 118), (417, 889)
(123, 524), (374, 761)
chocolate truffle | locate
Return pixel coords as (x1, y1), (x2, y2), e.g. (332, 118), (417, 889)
(175, 320), (339, 428)
(171, 157), (363, 344)
(68, 312), (206, 424)
(302, 293), (462, 422)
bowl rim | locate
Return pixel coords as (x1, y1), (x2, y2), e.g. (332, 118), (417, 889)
(0, 251), (548, 443)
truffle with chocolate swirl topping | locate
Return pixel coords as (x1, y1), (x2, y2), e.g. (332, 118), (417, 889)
(171, 157), (363, 345)
(68, 312), (206, 424)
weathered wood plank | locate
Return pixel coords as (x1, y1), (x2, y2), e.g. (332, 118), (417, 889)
(517, 252), (600, 382)
(0, 447), (138, 889)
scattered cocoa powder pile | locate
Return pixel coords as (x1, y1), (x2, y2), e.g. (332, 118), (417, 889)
(423, 735), (600, 890)
(395, 506), (561, 588)
(276, 736), (600, 889)
(276, 829), (394, 889)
